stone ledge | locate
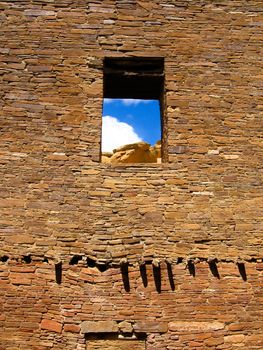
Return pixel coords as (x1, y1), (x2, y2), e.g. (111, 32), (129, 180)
(81, 320), (118, 334)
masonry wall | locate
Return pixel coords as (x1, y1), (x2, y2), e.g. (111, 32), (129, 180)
(0, 0), (262, 349)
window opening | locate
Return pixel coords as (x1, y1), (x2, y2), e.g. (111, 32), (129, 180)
(86, 333), (146, 350)
(101, 57), (164, 164)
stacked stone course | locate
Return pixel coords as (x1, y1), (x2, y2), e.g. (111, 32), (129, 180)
(0, 0), (262, 349)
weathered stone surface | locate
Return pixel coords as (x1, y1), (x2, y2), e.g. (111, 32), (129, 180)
(134, 321), (168, 333)
(81, 321), (118, 334)
(5, 235), (35, 244)
(169, 145), (187, 154)
(150, 140), (161, 160)
(101, 141), (162, 163)
(224, 334), (245, 343)
(0, 0), (262, 349)
(168, 321), (225, 332)
(101, 154), (112, 164)
(0, 261), (262, 349)
(41, 319), (62, 333)
(64, 324), (80, 333)
(109, 142), (158, 164)
(204, 337), (224, 346)
(118, 321), (133, 333)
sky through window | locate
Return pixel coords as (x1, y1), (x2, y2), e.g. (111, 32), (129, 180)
(102, 98), (161, 153)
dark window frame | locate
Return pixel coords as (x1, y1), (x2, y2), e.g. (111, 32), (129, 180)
(102, 57), (167, 163)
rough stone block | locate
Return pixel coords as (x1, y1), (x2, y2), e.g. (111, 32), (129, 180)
(134, 321), (168, 333)
(118, 321), (133, 333)
(41, 319), (62, 333)
(169, 146), (187, 154)
(64, 324), (80, 333)
(224, 334), (245, 343)
(168, 321), (225, 332)
(81, 321), (118, 334)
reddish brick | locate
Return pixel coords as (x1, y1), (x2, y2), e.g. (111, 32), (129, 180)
(134, 321), (168, 333)
(64, 324), (80, 333)
(41, 319), (62, 333)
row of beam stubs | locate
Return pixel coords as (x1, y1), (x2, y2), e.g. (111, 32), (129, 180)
(0, 255), (254, 291)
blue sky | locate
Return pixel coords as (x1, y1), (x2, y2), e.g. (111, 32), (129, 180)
(102, 98), (161, 152)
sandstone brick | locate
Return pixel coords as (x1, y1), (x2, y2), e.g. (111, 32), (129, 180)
(24, 10), (55, 16)
(0, 199), (25, 207)
(223, 154), (240, 160)
(228, 323), (245, 331)
(169, 146), (187, 154)
(41, 319), (62, 333)
(224, 334), (245, 343)
(204, 336), (224, 346)
(168, 321), (225, 332)
(64, 324), (80, 333)
(5, 235), (35, 244)
(134, 321), (168, 333)
(81, 321), (118, 333)
(118, 321), (133, 333)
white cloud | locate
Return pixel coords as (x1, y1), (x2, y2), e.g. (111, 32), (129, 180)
(103, 98), (152, 106)
(121, 99), (151, 106)
(102, 116), (142, 153)
(103, 98), (114, 104)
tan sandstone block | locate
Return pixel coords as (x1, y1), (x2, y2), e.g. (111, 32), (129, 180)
(168, 321), (225, 332)
(81, 320), (118, 333)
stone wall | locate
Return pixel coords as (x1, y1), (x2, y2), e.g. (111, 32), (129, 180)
(0, 0), (262, 349)
(1, 260), (263, 349)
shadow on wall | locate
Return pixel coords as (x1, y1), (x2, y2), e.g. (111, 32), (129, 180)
(1, 255), (249, 292)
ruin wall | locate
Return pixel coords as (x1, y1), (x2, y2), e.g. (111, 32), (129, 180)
(0, 0), (262, 349)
